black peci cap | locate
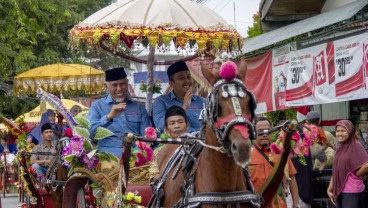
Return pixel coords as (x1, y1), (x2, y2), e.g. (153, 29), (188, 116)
(167, 60), (189, 78)
(105, 67), (127, 81)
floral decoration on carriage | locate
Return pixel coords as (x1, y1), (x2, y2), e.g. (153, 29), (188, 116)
(33, 88), (154, 207)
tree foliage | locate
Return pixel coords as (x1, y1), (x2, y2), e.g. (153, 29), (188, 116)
(0, 0), (115, 80)
(247, 12), (263, 38)
(0, 0), (120, 119)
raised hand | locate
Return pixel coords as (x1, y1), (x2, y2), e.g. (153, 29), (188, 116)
(182, 87), (193, 110)
(107, 103), (127, 120)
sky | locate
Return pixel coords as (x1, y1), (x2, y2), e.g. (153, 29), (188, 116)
(202, 0), (261, 37)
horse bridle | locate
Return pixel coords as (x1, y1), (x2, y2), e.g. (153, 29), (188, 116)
(204, 78), (257, 153)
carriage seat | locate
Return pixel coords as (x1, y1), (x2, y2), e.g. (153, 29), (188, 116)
(126, 184), (152, 206)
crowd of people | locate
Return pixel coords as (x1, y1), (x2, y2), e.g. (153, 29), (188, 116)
(3, 59), (367, 207)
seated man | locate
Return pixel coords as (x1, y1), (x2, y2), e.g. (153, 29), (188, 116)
(163, 105), (190, 139)
(153, 60), (205, 133)
(151, 106), (190, 178)
(29, 123), (57, 182)
(88, 67), (151, 157)
(0, 137), (17, 154)
(0, 137), (17, 166)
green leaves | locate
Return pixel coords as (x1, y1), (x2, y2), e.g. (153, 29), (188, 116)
(75, 126), (90, 138)
(64, 154), (75, 162)
(83, 139), (93, 151)
(94, 127), (114, 141)
(87, 149), (97, 159)
(97, 152), (119, 163)
(74, 116), (91, 130)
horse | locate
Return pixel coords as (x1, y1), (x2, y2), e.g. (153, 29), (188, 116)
(45, 137), (69, 208)
(151, 59), (264, 207)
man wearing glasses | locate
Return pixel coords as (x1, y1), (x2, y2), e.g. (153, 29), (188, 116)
(248, 117), (300, 208)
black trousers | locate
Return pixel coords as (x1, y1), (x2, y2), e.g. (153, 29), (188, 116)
(336, 191), (367, 208)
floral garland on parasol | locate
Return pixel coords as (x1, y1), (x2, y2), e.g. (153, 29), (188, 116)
(69, 24), (242, 55)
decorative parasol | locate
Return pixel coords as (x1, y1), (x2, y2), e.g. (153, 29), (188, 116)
(14, 63), (105, 95)
(0, 117), (25, 136)
(17, 98), (88, 124)
(69, 0), (242, 113)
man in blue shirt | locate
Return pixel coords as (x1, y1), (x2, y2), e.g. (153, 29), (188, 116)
(152, 60), (205, 133)
(0, 137), (17, 154)
(88, 67), (151, 157)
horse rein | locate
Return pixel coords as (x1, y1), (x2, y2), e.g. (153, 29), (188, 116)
(204, 78), (257, 154)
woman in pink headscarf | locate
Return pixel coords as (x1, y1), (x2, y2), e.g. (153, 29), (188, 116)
(327, 120), (368, 208)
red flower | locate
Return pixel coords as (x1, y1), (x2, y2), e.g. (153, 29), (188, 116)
(28, 167), (36, 174)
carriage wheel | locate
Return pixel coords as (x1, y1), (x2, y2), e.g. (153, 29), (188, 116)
(76, 187), (86, 208)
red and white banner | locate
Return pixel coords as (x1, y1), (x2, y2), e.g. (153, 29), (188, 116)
(183, 32), (368, 114)
(272, 45), (290, 110)
(244, 51), (273, 113)
(285, 33), (368, 106)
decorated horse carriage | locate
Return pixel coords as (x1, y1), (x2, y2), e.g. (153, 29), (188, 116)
(16, 61), (309, 208)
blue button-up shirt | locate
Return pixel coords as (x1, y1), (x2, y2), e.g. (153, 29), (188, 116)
(88, 94), (151, 157)
(152, 91), (205, 133)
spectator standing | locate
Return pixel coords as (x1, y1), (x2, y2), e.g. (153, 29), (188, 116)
(327, 120), (368, 208)
(249, 117), (299, 208)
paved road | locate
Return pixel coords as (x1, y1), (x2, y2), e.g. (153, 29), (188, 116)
(1, 193), (23, 208)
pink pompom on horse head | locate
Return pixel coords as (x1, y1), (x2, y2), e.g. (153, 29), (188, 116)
(219, 61), (238, 81)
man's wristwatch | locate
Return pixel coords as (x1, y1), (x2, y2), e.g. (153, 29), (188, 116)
(107, 115), (113, 122)
(293, 205), (300, 208)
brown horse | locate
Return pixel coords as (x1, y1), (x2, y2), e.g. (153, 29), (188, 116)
(46, 138), (69, 208)
(153, 60), (262, 207)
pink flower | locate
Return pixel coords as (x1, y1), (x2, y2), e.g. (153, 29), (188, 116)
(145, 127), (157, 140)
(303, 137), (312, 147)
(300, 145), (310, 156)
(219, 61), (238, 81)
(293, 148), (301, 156)
(291, 132), (301, 142)
(270, 143), (282, 154)
(135, 153), (146, 167)
(134, 141), (154, 167)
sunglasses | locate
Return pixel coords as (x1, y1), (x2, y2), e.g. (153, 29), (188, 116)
(257, 129), (272, 136)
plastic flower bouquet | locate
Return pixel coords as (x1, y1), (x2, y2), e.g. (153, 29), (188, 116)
(62, 113), (119, 176)
(270, 124), (317, 165)
(129, 127), (158, 168)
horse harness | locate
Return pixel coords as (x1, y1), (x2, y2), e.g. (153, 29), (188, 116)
(206, 78), (258, 153)
(150, 78), (263, 207)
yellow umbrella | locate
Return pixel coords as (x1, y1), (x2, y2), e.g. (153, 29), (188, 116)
(17, 99), (89, 123)
(14, 63), (105, 95)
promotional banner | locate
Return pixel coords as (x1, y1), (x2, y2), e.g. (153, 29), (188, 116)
(244, 51), (273, 113)
(285, 32), (368, 106)
(285, 45), (316, 105)
(272, 45), (290, 110)
(334, 33), (366, 99)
